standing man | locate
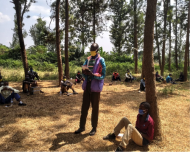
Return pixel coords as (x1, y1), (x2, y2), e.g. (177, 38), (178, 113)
(74, 43), (106, 136)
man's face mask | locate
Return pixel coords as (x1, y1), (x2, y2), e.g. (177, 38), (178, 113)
(63, 79), (66, 81)
(139, 109), (145, 115)
(90, 51), (97, 56)
(115, 72), (117, 74)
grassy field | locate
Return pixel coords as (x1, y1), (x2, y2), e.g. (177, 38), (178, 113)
(0, 78), (189, 151)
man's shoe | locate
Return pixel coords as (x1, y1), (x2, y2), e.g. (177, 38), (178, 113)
(73, 91), (78, 94)
(18, 103), (26, 106)
(74, 128), (85, 134)
(89, 128), (96, 136)
(115, 146), (123, 152)
(103, 133), (116, 140)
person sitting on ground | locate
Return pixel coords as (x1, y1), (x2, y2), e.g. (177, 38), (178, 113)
(60, 76), (78, 95)
(155, 71), (164, 82)
(139, 78), (145, 92)
(125, 69), (134, 83)
(175, 72), (184, 82)
(28, 67), (40, 81)
(112, 71), (121, 81)
(103, 102), (154, 152)
(75, 71), (84, 84)
(166, 73), (176, 84)
(0, 81), (26, 106)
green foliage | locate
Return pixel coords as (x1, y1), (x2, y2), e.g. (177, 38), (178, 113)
(161, 86), (175, 96)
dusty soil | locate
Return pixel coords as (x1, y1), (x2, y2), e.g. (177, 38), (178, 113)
(0, 79), (189, 151)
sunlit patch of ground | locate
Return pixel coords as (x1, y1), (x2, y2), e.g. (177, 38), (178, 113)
(0, 79), (189, 151)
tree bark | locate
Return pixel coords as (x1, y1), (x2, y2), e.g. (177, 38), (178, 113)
(14, 0), (28, 76)
(155, 15), (161, 70)
(143, 0), (162, 138)
(168, 1), (171, 71)
(184, 3), (189, 81)
(65, 0), (70, 78)
(134, 0), (138, 74)
(56, 0), (63, 86)
(93, 0), (96, 42)
(161, 0), (168, 76)
(175, 0), (178, 69)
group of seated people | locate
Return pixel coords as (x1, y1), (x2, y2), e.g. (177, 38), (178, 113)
(112, 69), (135, 83)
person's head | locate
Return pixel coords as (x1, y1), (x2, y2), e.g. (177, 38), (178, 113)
(114, 71), (117, 74)
(139, 102), (150, 115)
(63, 76), (66, 81)
(156, 71), (158, 74)
(90, 43), (99, 57)
(143, 77), (145, 81)
(3, 81), (9, 86)
(77, 71), (80, 74)
(30, 67), (33, 72)
(169, 73), (172, 77)
(180, 72), (183, 75)
(127, 69), (130, 73)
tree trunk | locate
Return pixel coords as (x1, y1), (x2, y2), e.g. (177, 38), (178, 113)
(14, 0), (28, 76)
(169, 2), (171, 71)
(134, 0), (138, 74)
(184, 3), (189, 81)
(93, 0), (96, 42)
(143, 0), (162, 138)
(161, 0), (168, 76)
(155, 15), (161, 70)
(65, 0), (70, 78)
(56, 0), (63, 86)
(82, 16), (85, 55)
(175, 0), (178, 69)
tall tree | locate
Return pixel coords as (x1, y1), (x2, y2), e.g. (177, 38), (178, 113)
(11, 0), (35, 76)
(143, 0), (162, 138)
(161, 0), (169, 76)
(174, 0), (178, 69)
(65, 0), (69, 78)
(56, 0), (63, 86)
(134, 0), (138, 73)
(184, 1), (190, 81)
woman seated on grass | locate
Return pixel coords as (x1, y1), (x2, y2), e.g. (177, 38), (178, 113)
(139, 78), (145, 92)
(175, 72), (184, 82)
(166, 74), (176, 84)
(155, 71), (164, 82)
(125, 69), (135, 83)
(103, 102), (154, 152)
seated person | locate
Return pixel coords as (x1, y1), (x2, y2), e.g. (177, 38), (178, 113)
(75, 71), (84, 84)
(28, 67), (40, 81)
(139, 78), (145, 92)
(0, 82), (26, 106)
(125, 69), (134, 82)
(112, 71), (121, 81)
(155, 71), (164, 82)
(103, 102), (154, 151)
(166, 73), (176, 84)
(175, 72), (184, 82)
(60, 76), (78, 95)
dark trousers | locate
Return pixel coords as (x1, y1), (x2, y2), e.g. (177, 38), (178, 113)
(80, 81), (100, 129)
(0, 93), (20, 104)
(140, 83), (145, 91)
(112, 76), (121, 81)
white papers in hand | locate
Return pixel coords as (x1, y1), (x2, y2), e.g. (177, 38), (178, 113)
(118, 133), (124, 138)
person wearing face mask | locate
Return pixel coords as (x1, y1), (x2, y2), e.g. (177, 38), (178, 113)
(125, 69), (134, 83)
(103, 102), (154, 152)
(28, 67), (40, 81)
(60, 76), (78, 95)
(112, 71), (121, 81)
(75, 71), (84, 84)
(74, 43), (106, 136)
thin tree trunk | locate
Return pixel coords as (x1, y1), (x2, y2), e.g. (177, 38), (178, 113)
(155, 15), (161, 70)
(82, 16), (85, 55)
(93, 0), (96, 42)
(184, 4), (189, 81)
(161, 0), (168, 76)
(14, 0), (28, 76)
(134, 0), (138, 74)
(65, 0), (69, 78)
(56, 0), (63, 86)
(175, 0), (178, 69)
(144, 0), (162, 138)
(169, 3), (171, 71)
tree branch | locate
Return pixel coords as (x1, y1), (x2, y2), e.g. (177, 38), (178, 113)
(21, 0), (27, 22)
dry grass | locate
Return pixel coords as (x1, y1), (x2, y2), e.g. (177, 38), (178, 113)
(0, 78), (189, 151)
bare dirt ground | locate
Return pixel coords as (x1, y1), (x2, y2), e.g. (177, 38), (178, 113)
(0, 79), (189, 151)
